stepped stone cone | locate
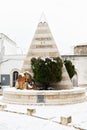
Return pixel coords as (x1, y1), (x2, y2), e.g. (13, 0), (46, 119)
(21, 18), (73, 89)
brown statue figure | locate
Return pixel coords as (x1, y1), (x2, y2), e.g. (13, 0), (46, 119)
(16, 73), (25, 89)
(15, 71), (36, 90)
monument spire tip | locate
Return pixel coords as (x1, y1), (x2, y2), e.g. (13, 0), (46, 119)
(39, 12), (47, 23)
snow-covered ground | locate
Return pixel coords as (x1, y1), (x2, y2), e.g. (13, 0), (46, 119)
(0, 96), (87, 130)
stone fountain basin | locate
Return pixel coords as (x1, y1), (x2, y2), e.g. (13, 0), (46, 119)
(2, 87), (86, 105)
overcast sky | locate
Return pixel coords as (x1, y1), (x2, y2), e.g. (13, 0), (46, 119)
(0, 0), (87, 54)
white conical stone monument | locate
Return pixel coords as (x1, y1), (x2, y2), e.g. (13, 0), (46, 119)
(21, 15), (73, 89)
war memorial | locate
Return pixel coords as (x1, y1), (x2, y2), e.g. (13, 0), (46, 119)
(2, 18), (86, 105)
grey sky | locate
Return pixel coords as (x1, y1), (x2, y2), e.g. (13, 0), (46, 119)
(0, 0), (87, 54)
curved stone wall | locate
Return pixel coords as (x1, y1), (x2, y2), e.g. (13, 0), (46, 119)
(2, 87), (86, 105)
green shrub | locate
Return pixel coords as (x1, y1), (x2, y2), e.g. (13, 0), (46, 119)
(31, 57), (63, 89)
(64, 59), (76, 79)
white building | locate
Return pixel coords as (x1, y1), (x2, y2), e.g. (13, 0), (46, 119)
(62, 43), (87, 87)
(0, 33), (25, 87)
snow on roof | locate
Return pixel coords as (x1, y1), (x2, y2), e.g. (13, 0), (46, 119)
(0, 33), (17, 47)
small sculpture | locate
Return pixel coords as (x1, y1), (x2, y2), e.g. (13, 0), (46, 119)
(27, 79), (36, 90)
(15, 71), (36, 90)
(16, 73), (25, 89)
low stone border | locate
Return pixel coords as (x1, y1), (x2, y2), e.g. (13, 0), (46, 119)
(0, 106), (83, 130)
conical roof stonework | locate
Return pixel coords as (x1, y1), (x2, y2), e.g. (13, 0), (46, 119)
(21, 21), (73, 89)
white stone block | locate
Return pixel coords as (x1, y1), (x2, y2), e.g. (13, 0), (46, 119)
(27, 108), (36, 116)
(0, 104), (7, 111)
(60, 116), (72, 125)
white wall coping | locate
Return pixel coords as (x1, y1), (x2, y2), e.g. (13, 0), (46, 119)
(3, 87), (86, 95)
